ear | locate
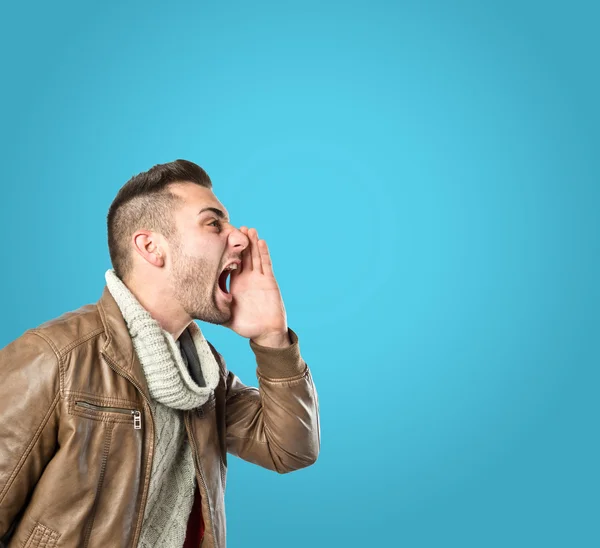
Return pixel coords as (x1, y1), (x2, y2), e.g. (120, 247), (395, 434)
(132, 231), (164, 266)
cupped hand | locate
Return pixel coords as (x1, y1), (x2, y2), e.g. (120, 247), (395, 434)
(222, 227), (289, 344)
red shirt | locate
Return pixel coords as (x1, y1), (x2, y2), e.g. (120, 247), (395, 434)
(183, 483), (205, 547)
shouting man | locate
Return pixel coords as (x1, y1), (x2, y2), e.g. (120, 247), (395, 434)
(0, 160), (320, 548)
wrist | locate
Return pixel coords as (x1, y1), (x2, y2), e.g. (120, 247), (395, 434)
(251, 330), (291, 348)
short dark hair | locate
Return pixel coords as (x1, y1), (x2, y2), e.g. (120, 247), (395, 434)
(107, 159), (212, 281)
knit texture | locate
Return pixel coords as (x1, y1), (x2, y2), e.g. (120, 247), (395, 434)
(105, 269), (220, 548)
(139, 402), (196, 548)
(105, 269), (220, 410)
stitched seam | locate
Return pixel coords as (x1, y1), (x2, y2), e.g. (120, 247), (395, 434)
(98, 299), (135, 377)
(64, 391), (140, 407)
(70, 409), (134, 424)
(257, 365), (309, 383)
(22, 522), (38, 547)
(98, 300), (112, 346)
(29, 331), (64, 395)
(24, 523), (60, 547)
(57, 327), (105, 357)
(82, 423), (114, 548)
(127, 332), (136, 373)
(0, 391), (60, 505)
(67, 395), (139, 423)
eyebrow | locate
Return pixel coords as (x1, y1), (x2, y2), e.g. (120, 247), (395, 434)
(198, 207), (230, 223)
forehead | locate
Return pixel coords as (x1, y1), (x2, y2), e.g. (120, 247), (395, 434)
(168, 182), (229, 219)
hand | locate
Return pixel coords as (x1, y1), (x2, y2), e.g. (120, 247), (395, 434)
(223, 227), (290, 346)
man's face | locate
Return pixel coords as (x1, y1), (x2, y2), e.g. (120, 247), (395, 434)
(165, 182), (249, 325)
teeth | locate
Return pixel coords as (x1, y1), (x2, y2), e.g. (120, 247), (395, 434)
(226, 263), (238, 271)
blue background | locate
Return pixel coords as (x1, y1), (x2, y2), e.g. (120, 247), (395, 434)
(1, 1), (599, 546)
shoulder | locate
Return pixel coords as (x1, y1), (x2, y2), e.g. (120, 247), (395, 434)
(2, 303), (108, 390)
(32, 302), (106, 358)
(1, 302), (108, 393)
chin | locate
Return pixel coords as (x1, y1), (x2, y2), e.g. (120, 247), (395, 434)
(191, 293), (232, 325)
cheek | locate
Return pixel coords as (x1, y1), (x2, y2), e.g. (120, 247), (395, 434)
(183, 235), (218, 258)
(182, 230), (226, 257)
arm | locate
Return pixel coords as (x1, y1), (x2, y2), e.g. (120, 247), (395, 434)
(0, 331), (61, 539)
(218, 227), (320, 472)
(211, 328), (320, 473)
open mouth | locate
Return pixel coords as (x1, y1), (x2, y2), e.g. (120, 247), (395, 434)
(218, 269), (232, 294)
(218, 262), (239, 295)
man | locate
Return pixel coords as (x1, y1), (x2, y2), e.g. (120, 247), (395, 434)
(0, 160), (320, 547)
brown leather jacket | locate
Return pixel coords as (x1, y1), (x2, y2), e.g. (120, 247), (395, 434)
(0, 286), (320, 547)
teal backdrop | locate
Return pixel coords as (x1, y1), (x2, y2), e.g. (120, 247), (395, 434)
(1, 1), (598, 546)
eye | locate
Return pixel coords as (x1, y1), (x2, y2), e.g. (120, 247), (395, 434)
(209, 219), (222, 230)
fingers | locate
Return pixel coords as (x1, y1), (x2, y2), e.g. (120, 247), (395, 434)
(249, 228), (263, 274)
(239, 226), (252, 272)
(239, 226), (272, 276)
(259, 239), (273, 277)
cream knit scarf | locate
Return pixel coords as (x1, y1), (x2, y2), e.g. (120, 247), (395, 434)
(105, 269), (219, 547)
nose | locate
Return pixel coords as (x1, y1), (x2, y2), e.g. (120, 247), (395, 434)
(229, 225), (250, 251)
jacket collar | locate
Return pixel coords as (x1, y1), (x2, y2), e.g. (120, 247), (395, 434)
(97, 285), (151, 400)
(102, 269), (219, 409)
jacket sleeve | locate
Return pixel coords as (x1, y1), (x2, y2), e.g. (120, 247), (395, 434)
(0, 330), (61, 540)
(216, 327), (320, 474)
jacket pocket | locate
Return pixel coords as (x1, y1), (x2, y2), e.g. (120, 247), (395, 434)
(22, 522), (60, 548)
(73, 400), (142, 430)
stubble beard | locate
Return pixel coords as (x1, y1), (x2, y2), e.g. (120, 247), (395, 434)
(169, 240), (232, 326)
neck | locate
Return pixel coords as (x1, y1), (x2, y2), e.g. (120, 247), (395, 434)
(124, 275), (192, 340)
(104, 268), (220, 410)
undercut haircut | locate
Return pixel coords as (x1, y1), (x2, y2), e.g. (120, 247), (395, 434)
(107, 159), (212, 282)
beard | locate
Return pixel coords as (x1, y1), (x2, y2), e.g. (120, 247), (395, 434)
(168, 239), (231, 325)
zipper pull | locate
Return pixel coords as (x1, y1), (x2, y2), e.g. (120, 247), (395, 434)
(132, 410), (142, 430)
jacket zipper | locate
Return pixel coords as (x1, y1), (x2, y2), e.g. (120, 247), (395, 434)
(75, 401), (142, 430)
(100, 351), (155, 548)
